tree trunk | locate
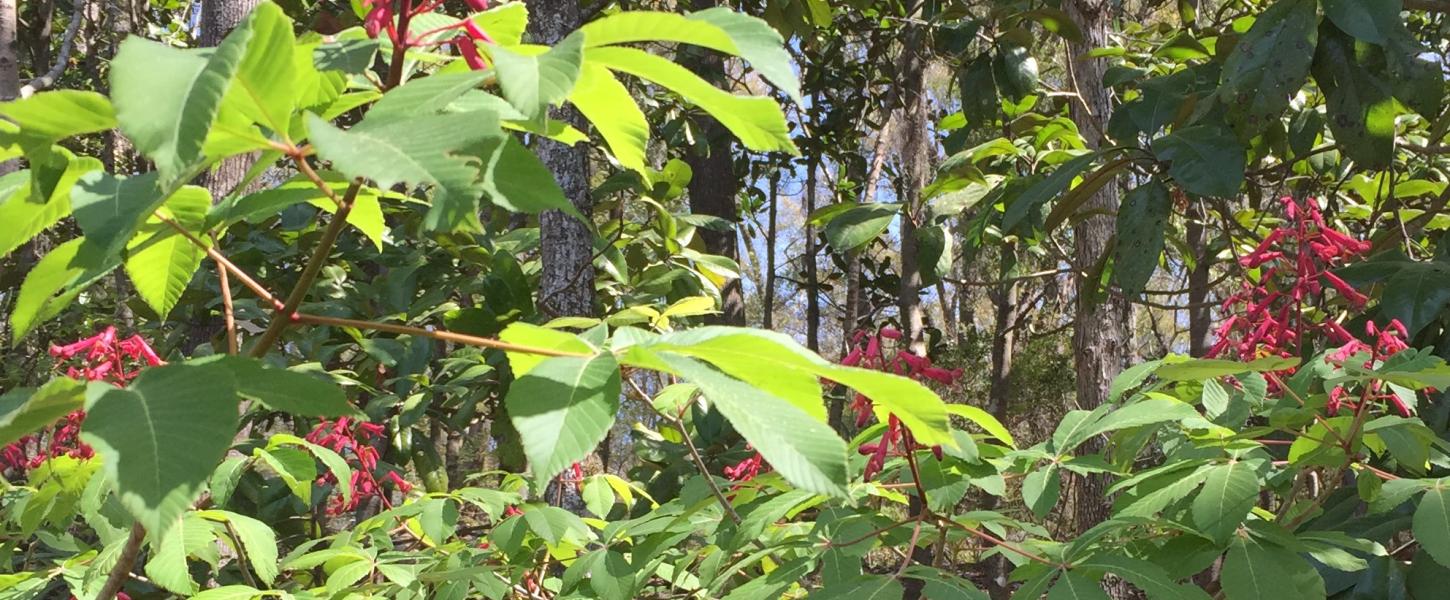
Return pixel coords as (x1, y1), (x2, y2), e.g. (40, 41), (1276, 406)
(0, 0), (20, 175)
(804, 154), (821, 352)
(987, 280), (1017, 420)
(1186, 201), (1211, 355)
(530, 0), (594, 320)
(681, 0), (744, 325)
(763, 169), (780, 330)
(1065, 0), (1131, 551)
(197, 0), (261, 198)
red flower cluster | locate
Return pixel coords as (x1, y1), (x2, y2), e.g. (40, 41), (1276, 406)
(1209, 197), (1371, 362)
(843, 327), (959, 481)
(305, 417), (411, 514)
(2, 328), (161, 476)
(361, 0), (494, 71)
(723, 449), (765, 482)
(1325, 319), (1413, 417)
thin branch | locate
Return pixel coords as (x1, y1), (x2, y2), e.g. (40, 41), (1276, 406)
(249, 181), (363, 358)
(155, 213), (279, 305)
(19, 0), (84, 97)
(626, 377), (742, 524)
(95, 523), (145, 600)
(939, 518), (1066, 569)
(946, 268), (1073, 287)
(215, 235), (239, 355)
(294, 313), (590, 357)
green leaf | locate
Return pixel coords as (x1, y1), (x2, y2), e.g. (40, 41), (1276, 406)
(821, 203), (900, 254)
(472, 2), (528, 46)
(190, 585), (262, 600)
(663, 354), (848, 497)
(143, 512), (211, 595)
(1076, 399), (1199, 445)
(1378, 262), (1450, 336)
(1312, 24), (1398, 169)
(1322, 0), (1401, 45)
(110, 27), (248, 183)
(1114, 179), (1170, 296)
(588, 46), (796, 154)
(643, 330), (828, 421)
(1218, 0), (1318, 136)
(1191, 460), (1259, 543)
(1047, 571), (1110, 600)
(499, 322), (594, 377)
(1155, 356), (1299, 381)
(255, 446), (319, 503)
(1002, 151), (1099, 232)
(505, 352), (620, 490)
(9, 237), (120, 343)
(80, 362), (241, 538)
(570, 63), (649, 174)
(367, 71), (490, 121)
(1221, 536), (1325, 600)
(493, 33), (583, 119)
(916, 223), (954, 286)
(1201, 378), (1231, 417)
(1151, 125), (1244, 198)
(809, 575), (906, 599)
(208, 356), (357, 418)
(1414, 482), (1450, 567)
(945, 404), (1014, 447)
(0, 154), (101, 259)
(225, 3), (298, 135)
(581, 475), (614, 518)
(306, 110), (502, 232)
(207, 510), (278, 585)
(0, 377), (86, 446)
(580, 9), (800, 103)
(70, 171), (168, 257)
(213, 173), (389, 250)
(1023, 464), (1062, 518)
(125, 186), (211, 318)
(1074, 555), (1209, 600)
(479, 136), (580, 217)
(0, 90), (116, 153)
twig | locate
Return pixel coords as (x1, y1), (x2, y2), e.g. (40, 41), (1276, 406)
(155, 213), (279, 306)
(294, 313), (590, 357)
(894, 518), (925, 579)
(19, 0), (84, 97)
(625, 377), (742, 524)
(95, 523), (145, 600)
(249, 181), (363, 358)
(940, 518), (1065, 569)
(216, 235), (239, 355)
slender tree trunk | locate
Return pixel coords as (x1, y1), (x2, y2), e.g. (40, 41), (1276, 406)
(896, 17), (933, 600)
(197, 0), (260, 198)
(987, 280), (1017, 420)
(843, 119), (893, 346)
(1065, 0), (1132, 567)
(0, 0), (20, 176)
(804, 154), (821, 352)
(531, 0), (594, 320)
(1186, 201), (1211, 355)
(763, 169), (780, 329)
(681, 0), (744, 325)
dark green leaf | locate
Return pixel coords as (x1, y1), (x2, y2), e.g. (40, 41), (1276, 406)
(80, 362), (240, 538)
(1151, 124), (1245, 197)
(1218, 0), (1318, 136)
(0, 377), (87, 446)
(1312, 24), (1398, 169)
(822, 203), (900, 253)
(1113, 179), (1170, 296)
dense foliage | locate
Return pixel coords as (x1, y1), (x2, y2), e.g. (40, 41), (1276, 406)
(3, 0), (1450, 599)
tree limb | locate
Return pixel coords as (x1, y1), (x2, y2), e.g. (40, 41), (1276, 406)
(19, 0), (84, 97)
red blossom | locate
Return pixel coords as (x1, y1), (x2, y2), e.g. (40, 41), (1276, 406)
(306, 417), (411, 514)
(3, 328), (160, 475)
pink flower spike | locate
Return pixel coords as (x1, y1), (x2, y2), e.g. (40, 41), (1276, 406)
(879, 327), (902, 340)
(465, 0), (489, 10)
(364, 6), (391, 39)
(463, 19), (495, 44)
(456, 36), (487, 70)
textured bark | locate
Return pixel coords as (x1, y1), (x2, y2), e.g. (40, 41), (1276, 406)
(763, 169), (780, 329)
(681, 0), (744, 325)
(987, 280), (1018, 420)
(197, 0), (261, 199)
(0, 0), (20, 176)
(1065, 0), (1131, 551)
(896, 29), (930, 358)
(804, 153), (821, 352)
(896, 19), (933, 600)
(843, 120), (892, 347)
(1186, 202), (1211, 355)
(530, 0), (594, 319)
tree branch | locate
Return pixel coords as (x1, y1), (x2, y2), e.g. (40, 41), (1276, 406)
(95, 523), (145, 600)
(19, 0), (84, 97)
